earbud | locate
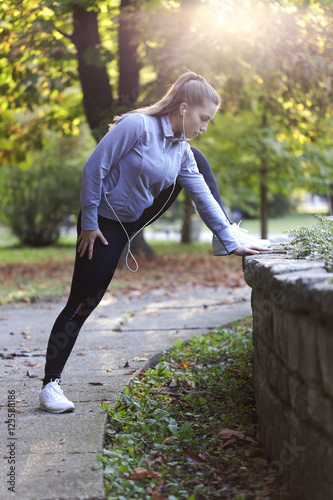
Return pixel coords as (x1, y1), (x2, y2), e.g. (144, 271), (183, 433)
(182, 109), (186, 116)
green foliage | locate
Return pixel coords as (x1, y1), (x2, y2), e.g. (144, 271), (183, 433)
(196, 111), (302, 216)
(1, 0), (333, 222)
(0, 127), (94, 246)
(100, 320), (287, 499)
(285, 215), (333, 270)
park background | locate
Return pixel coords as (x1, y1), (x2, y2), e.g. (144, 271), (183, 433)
(0, 0), (332, 303)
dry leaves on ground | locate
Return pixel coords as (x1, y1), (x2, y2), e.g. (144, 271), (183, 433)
(0, 252), (246, 304)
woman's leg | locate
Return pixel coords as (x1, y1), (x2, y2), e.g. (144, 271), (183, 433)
(191, 147), (231, 223)
(43, 214), (136, 384)
(134, 147), (231, 230)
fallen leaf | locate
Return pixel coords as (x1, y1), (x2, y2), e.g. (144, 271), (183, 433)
(124, 369), (137, 375)
(77, 352), (85, 356)
(27, 370), (38, 378)
(130, 467), (160, 480)
(161, 436), (178, 445)
(133, 357), (149, 362)
(154, 454), (167, 465)
(179, 362), (192, 368)
(122, 361), (130, 368)
(59, 438), (66, 445)
(14, 409), (23, 414)
(88, 381), (105, 386)
(183, 450), (206, 463)
(43, 469), (52, 473)
(219, 429), (245, 440)
(221, 438), (236, 448)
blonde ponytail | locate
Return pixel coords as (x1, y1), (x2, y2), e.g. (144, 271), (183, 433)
(110, 70), (221, 128)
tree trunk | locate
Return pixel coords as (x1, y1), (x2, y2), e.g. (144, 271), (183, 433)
(71, 1), (153, 256)
(117, 0), (152, 256)
(260, 111), (268, 239)
(328, 188), (333, 215)
(71, 4), (113, 141)
(118, 0), (141, 111)
(260, 166), (268, 239)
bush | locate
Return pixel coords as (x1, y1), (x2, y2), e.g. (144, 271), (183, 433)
(0, 129), (94, 246)
(285, 215), (333, 271)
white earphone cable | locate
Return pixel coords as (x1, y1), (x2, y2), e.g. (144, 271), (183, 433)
(103, 111), (188, 272)
(104, 180), (177, 272)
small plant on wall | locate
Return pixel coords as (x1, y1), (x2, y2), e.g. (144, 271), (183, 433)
(285, 215), (333, 272)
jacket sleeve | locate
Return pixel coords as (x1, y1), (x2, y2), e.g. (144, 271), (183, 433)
(80, 114), (145, 230)
(176, 146), (240, 254)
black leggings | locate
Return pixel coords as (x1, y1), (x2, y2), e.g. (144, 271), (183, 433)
(43, 147), (231, 383)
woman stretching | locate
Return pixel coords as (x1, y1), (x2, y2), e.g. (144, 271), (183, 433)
(39, 70), (270, 413)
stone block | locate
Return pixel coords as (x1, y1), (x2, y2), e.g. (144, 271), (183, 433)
(289, 374), (307, 422)
(275, 357), (290, 406)
(252, 290), (274, 348)
(310, 280), (333, 325)
(258, 377), (289, 460)
(307, 386), (333, 440)
(318, 324), (333, 399)
(265, 345), (279, 392)
(288, 414), (333, 500)
(284, 311), (300, 373)
(297, 317), (322, 384)
(272, 303), (284, 358)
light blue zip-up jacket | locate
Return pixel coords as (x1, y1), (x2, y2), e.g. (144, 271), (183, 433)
(80, 113), (239, 253)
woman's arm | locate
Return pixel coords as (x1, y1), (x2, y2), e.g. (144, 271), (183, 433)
(177, 147), (269, 255)
(80, 114), (145, 231)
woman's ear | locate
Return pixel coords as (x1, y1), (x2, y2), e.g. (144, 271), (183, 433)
(179, 103), (187, 116)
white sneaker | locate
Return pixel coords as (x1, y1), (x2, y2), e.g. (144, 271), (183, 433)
(213, 222), (271, 256)
(39, 379), (75, 414)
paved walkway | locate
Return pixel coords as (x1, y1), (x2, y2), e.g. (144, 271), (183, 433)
(0, 282), (252, 500)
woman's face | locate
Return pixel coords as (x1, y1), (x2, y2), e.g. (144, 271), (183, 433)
(180, 101), (218, 139)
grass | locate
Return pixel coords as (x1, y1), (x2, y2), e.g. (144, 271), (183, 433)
(240, 213), (319, 235)
(100, 318), (289, 499)
(0, 212), (323, 305)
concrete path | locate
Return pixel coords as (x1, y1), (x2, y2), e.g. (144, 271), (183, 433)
(0, 282), (251, 500)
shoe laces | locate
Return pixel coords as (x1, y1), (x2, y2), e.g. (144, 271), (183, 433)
(47, 379), (64, 397)
(231, 221), (248, 234)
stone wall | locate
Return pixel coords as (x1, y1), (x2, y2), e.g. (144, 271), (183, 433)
(243, 251), (333, 500)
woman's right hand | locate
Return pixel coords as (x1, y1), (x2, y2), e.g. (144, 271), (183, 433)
(232, 245), (272, 256)
(77, 228), (108, 260)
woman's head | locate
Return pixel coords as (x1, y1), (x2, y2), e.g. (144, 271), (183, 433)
(111, 70), (221, 131)
(140, 70), (221, 117)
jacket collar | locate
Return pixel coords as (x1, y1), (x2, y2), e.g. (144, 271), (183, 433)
(160, 115), (175, 139)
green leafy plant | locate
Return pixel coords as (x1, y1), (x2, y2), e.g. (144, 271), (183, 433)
(0, 127), (94, 246)
(284, 215), (333, 271)
(99, 320), (288, 499)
